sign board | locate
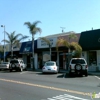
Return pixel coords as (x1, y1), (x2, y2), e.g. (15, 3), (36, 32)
(37, 37), (57, 48)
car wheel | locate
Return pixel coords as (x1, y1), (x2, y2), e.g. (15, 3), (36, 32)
(69, 71), (73, 76)
(85, 72), (88, 77)
(75, 64), (82, 75)
(11, 64), (15, 67)
(75, 64), (82, 71)
(10, 69), (12, 72)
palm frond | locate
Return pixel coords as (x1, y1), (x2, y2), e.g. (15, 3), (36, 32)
(24, 22), (31, 28)
(70, 42), (82, 57)
(56, 38), (69, 51)
(1, 39), (10, 44)
(1, 31), (28, 57)
(40, 37), (50, 46)
(68, 33), (78, 42)
(24, 21), (42, 35)
(13, 33), (23, 40)
(19, 35), (29, 41)
(33, 21), (41, 26)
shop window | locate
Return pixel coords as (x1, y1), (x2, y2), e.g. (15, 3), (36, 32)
(89, 51), (97, 66)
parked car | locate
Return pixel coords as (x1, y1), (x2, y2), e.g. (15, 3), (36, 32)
(42, 61), (59, 74)
(9, 59), (27, 72)
(0, 62), (10, 71)
(68, 58), (88, 76)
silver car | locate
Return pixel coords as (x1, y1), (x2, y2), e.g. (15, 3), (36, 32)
(42, 61), (59, 74)
(0, 62), (10, 70)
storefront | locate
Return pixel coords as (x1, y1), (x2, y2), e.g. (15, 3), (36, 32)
(19, 40), (37, 69)
(79, 29), (100, 71)
(37, 37), (59, 69)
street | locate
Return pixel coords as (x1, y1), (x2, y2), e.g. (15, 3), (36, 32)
(0, 70), (100, 100)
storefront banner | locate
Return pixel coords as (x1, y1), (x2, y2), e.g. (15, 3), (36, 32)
(43, 52), (50, 62)
(37, 37), (57, 48)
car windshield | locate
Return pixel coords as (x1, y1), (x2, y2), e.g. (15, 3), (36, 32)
(71, 59), (85, 64)
(45, 62), (55, 66)
(10, 60), (18, 63)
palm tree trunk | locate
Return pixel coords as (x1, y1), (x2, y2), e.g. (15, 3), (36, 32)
(50, 45), (51, 61)
(11, 45), (13, 59)
(32, 34), (35, 70)
(67, 48), (71, 70)
(57, 51), (59, 67)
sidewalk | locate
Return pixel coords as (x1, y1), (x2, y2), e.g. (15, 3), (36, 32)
(32, 69), (100, 76)
(59, 69), (100, 76)
(88, 71), (100, 76)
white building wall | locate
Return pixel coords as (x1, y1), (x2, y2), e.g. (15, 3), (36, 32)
(82, 51), (97, 71)
(22, 55), (27, 65)
(81, 51), (87, 61)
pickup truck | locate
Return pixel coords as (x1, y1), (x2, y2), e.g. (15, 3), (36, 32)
(0, 62), (10, 70)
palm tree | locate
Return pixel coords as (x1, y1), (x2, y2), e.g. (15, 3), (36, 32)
(56, 33), (80, 56)
(1, 31), (28, 58)
(68, 32), (78, 42)
(56, 33), (82, 69)
(70, 42), (82, 57)
(40, 37), (52, 61)
(24, 21), (42, 70)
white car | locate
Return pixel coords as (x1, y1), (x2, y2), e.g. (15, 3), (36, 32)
(9, 59), (27, 72)
(0, 62), (10, 70)
(42, 61), (59, 74)
(69, 58), (88, 76)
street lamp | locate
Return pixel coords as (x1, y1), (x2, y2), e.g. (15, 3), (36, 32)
(1, 25), (5, 62)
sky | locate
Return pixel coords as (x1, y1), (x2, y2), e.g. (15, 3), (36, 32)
(0, 0), (100, 44)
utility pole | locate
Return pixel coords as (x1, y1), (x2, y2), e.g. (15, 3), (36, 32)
(60, 27), (66, 33)
(1, 25), (5, 62)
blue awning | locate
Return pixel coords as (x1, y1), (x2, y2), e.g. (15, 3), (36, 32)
(19, 40), (37, 54)
(0, 52), (10, 59)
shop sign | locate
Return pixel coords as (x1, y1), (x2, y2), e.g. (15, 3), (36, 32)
(37, 37), (57, 48)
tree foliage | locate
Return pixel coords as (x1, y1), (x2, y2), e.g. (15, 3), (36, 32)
(56, 33), (82, 57)
(24, 20), (42, 70)
(24, 21), (42, 36)
(1, 31), (28, 57)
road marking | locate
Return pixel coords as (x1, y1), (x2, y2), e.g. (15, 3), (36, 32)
(42, 94), (90, 100)
(94, 76), (100, 80)
(20, 71), (28, 74)
(0, 78), (91, 97)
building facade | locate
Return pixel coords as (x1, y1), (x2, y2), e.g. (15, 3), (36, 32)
(1, 29), (100, 71)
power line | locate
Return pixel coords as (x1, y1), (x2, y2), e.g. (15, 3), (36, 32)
(60, 27), (66, 32)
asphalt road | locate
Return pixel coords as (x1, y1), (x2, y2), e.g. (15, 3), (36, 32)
(0, 70), (100, 100)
